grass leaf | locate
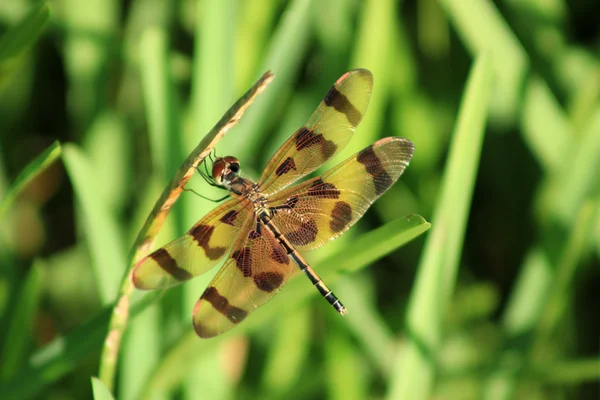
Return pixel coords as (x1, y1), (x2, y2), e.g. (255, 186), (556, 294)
(0, 263), (42, 380)
(388, 52), (494, 399)
(139, 27), (183, 181)
(62, 144), (126, 304)
(439, 0), (526, 123)
(0, 141), (60, 217)
(220, 0), (314, 159)
(0, 3), (50, 62)
(0, 291), (161, 400)
(91, 377), (115, 400)
(322, 215), (430, 275)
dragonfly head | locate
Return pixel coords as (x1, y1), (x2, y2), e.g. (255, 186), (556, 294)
(212, 156), (241, 186)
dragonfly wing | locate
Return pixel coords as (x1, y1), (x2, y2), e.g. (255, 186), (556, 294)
(258, 69), (373, 195)
(266, 137), (414, 251)
(192, 220), (297, 338)
(132, 198), (254, 290)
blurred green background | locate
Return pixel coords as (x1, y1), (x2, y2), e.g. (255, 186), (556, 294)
(0, 0), (598, 399)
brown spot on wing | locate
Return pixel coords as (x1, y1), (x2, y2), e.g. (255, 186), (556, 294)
(295, 126), (312, 144)
(189, 224), (228, 260)
(275, 157), (297, 177)
(270, 244), (289, 264)
(286, 218), (318, 246)
(357, 146), (393, 195)
(219, 210), (238, 226)
(294, 127), (337, 158)
(232, 247), (252, 277)
(149, 248), (193, 281)
(254, 271), (284, 292)
(307, 179), (340, 199)
(323, 86), (362, 126)
(330, 201), (353, 233)
(321, 139), (337, 159)
(199, 287), (248, 323)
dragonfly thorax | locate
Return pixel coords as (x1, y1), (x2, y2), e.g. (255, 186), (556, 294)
(212, 156), (263, 201)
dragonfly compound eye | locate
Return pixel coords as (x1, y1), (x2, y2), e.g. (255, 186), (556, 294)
(212, 159), (227, 181)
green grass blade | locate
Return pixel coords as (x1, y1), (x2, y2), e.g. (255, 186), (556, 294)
(417, 0), (450, 60)
(234, 0), (279, 89)
(82, 113), (130, 212)
(91, 377), (115, 400)
(319, 215), (430, 275)
(0, 3), (50, 88)
(551, 110), (600, 224)
(334, 276), (395, 376)
(530, 358), (600, 385)
(0, 263), (42, 380)
(119, 303), (162, 400)
(1, 309), (111, 400)
(533, 199), (598, 355)
(220, 0), (314, 159)
(60, 0), (118, 129)
(140, 27), (183, 180)
(482, 81), (600, 400)
(186, 0), (237, 292)
(62, 144), (126, 304)
(191, 0), (234, 140)
(502, 248), (553, 337)
(0, 291), (161, 400)
(387, 52), (494, 399)
(324, 326), (368, 400)
(136, 333), (212, 399)
(439, 0), (527, 124)
(0, 3), (49, 62)
(482, 247), (553, 399)
(185, 0), (236, 232)
(184, 3), (236, 398)
(260, 305), (311, 396)
(0, 141), (60, 217)
(345, 0), (399, 155)
(121, 27), (182, 400)
(521, 77), (571, 172)
(483, 200), (599, 400)
(184, 346), (233, 400)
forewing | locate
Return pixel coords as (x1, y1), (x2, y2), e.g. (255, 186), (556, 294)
(266, 137), (414, 251)
(192, 222), (296, 338)
(132, 198), (254, 290)
(258, 69), (373, 195)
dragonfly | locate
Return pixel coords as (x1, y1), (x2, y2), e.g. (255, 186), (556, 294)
(132, 69), (414, 338)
